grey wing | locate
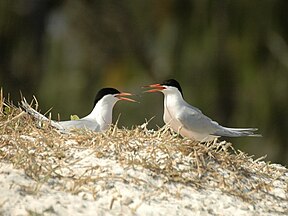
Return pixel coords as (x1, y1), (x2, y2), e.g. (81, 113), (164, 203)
(58, 119), (101, 131)
(176, 103), (220, 134)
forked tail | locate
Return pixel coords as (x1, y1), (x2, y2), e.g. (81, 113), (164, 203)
(213, 126), (262, 137)
(21, 98), (63, 130)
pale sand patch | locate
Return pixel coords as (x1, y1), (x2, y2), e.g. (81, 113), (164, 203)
(0, 136), (287, 216)
(1, 155), (286, 216)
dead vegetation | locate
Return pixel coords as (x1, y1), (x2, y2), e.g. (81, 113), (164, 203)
(0, 90), (287, 208)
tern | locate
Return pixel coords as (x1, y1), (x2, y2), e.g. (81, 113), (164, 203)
(22, 88), (136, 132)
(144, 79), (260, 142)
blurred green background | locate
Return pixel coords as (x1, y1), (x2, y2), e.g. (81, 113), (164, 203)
(1, 0), (287, 165)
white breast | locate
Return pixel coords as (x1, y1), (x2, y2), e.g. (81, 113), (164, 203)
(163, 93), (217, 142)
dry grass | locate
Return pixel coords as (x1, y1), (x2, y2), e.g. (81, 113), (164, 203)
(0, 91), (287, 205)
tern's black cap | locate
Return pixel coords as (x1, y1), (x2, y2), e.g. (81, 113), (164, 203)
(94, 88), (120, 107)
(161, 79), (183, 96)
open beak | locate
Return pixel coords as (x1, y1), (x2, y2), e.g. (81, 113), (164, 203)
(142, 83), (166, 93)
(116, 92), (137, 102)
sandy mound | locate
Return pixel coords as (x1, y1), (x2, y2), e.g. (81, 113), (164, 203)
(0, 98), (287, 215)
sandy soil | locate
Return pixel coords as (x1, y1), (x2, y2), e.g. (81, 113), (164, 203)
(1, 140), (287, 216)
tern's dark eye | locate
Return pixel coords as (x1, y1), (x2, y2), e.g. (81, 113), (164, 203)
(94, 88), (121, 106)
(161, 79), (183, 96)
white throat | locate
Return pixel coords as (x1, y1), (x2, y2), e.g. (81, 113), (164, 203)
(163, 89), (184, 110)
(162, 88), (184, 124)
(84, 96), (117, 130)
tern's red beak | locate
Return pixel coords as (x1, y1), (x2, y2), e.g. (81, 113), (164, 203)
(116, 92), (137, 102)
(143, 83), (166, 93)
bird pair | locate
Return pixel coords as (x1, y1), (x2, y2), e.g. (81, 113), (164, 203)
(22, 79), (260, 142)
